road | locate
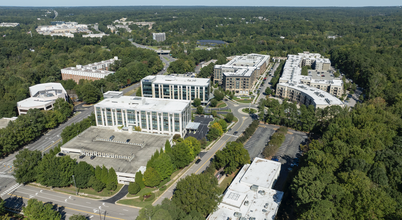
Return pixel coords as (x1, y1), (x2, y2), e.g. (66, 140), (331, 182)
(3, 185), (138, 220)
(255, 62), (280, 104)
(153, 99), (254, 205)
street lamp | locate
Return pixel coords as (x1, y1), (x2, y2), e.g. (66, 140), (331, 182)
(72, 175), (78, 195)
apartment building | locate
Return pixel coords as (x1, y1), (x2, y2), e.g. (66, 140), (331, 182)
(141, 75), (211, 103)
(94, 96), (191, 137)
(214, 54), (270, 94)
(17, 83), (68, 115)
(61, 57), (118, 83)
(152, 33), (166, 42)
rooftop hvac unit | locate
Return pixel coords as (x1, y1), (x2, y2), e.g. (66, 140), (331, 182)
(258, 190), (266, 195)
(234, 212), (242, 218)
(250, 185), (259, 192)
(244, 200), (250, 206)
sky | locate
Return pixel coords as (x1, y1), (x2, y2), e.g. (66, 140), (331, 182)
(1, 0), (401, 7)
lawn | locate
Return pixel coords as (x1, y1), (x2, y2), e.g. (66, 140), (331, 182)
(216, 101), (227, 108)
(49, 184), (123, 198)
(126, 186), (155, 198)
(118, 190), (164, 208)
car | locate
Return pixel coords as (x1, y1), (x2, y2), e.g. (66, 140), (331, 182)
(288, 167), (293, 171)
(228, 128), (232, 132)
(233, 131), (238, 135)
(79, 155), (85, 159)
(271, 156), (279, 162)
(126, 139), (130, 143)
(195, 159), (201, 164)
(57, 152), (65, 157)
(110, 135), (115, 140)
(90, 155), (96, 160)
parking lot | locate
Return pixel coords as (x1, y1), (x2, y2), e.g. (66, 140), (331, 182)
(185, 115), (213, 140)
(243, 124), (306, 191)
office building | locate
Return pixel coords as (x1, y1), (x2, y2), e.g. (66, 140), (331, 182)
(36, 22), (89, 37)
(61, 57), (118, 83)
(82, 33), (109, 38)
(152, 33), (166, 42)
(207, 157), (284, 220)
(0, 23), (19, 27)
(141, 75), (211, 103)
(94, 96), (191, 137)
(214, 54), (270, 94)
(17, 83), (68, 115)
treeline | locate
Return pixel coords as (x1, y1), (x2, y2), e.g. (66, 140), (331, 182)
(13, 147), (118, 191)
(236, 120), (259, 144)
(0, 98), (72, 156)
(22, 198), (86, 220)
(262, 127), (287, 158)
(270, 61), (285, 88)
(61, 113), (96, 144)
(278, 98), (402, 219)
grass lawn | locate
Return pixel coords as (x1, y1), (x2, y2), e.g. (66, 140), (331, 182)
(163, 56), (169, 61)
(148, 46), (160, 50)
(218, 170), (239, 194)
(236, 99), (254, 103)
(216, 101), (227, 108)
(47, 184), (123, 198)
(242, 108), (257, 114)
(118, 190), (164, 208)
(127, 187), (156, 198)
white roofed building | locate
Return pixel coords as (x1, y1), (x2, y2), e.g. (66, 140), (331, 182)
(61, 57), (118, 83)
(207, 157), (283, 220)
(17, 83), (68, 115)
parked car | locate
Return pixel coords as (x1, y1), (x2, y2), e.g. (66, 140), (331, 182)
(126, 139), (130, 143)
(79, 155), (85, 159)
(110, 135), (115, 140)
(271, 156), (279, 162)
(90, 155), (96, 160)
(57, 152), (65, 157)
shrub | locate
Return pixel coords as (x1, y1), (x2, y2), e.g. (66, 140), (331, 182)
(159, 185), (167, 191)
(128, 182), (141, 195)
(210, 99), (218, 107)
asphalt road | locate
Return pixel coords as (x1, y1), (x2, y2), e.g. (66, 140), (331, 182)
(3, 185), (139, 220)
(255, 62), (279, 104)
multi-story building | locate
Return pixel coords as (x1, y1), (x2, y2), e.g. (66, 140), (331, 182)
(94, 96), (191, 137)
(214, 54), (270, 94)
(141, 75), (211, 104)
(36, 22), (89, 37)
(207, 157), (284, 220)
(82, 33), (109, 38)
(152, 33), (166, 42)
(17, 83), (68, 115)
(61, 57), (118, 83)
(0, 22), (19, 27)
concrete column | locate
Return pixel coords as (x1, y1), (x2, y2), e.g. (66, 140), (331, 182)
(168, 113), (171, 134)
(94, 107), (98, 126)
(157, 112), (160, 134)
(149, 112), (153, 133)
(197, 86), (200, 99)
(100, 108), (105, 126)
(179, 112), (183, 136)
(137, 111), (141, 129)
(111, 109), (116, 126)
(124, 110), (128, 127)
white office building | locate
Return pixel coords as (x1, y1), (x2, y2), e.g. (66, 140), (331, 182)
(17, 83), (68, 115)
(207, 157), (284, 220)
(141, 75), (211, 103)
(152, 33), (166, 42)
(94, 96), (191, 137)
(61, 57), (118, 83)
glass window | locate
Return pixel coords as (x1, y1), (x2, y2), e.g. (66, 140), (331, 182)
(163, 113), (169, 131)
(174, 113), (180, 132)
(142, 81), (153, 97)
(106, 108), (112, 126)
(152, 112), (158, 130)
(96, 107), (102, 125)
(127, 110), (136, 125)
(116, 109), (123, 125)
(141, 111), (147, 129)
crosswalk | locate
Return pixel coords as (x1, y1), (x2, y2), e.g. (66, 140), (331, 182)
(0, 183), (21, 198)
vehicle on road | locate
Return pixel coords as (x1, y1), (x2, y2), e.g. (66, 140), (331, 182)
(90, 155), (96, 160)
(195, 159), (201, 164)
(233, 131), (238, 135)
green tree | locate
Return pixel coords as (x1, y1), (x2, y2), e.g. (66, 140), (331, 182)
(211, 122), (223, 135)
(53, 98), (73, 119)
(210, 99), (218, 107)
(88, 176), (105, 192)
(144, 167), (161, 187)
(213, 90), (225, 101)
(172, 173), (221, 216)
(165, 140), (172, 153)
(106, 167), (118, 191)
(172, 143), (193, 168)
(78, 83), (101, 104)
(218, 119), (228, 132)
(95, 165), (102, 181)
(101, 165), (109, 184)
(214, 141), (250, 174)
(74, 161), (95, 189)
(69, 214), (87, 220)
(265, 87), (272, 95)
(212, 110), (217, 117)
(196, 106), (203, 114)
(193, 98), (201, 107)
(225, 113), (234, 123)
(183, 137), (201, 159)
(207, 127), (221, 141)
(128, 182), (141, 195)
(0, 198), (5, 215)
(23, 199), (61, 220)
(153, 153), (175, 180)
(135, 171), (145, 189)
(13, 149), (41, 184)
(36, 153), (76, 187)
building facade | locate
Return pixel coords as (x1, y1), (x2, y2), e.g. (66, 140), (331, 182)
(94, 96), (191, 137)
(17, 83), (68, 115)
(152, 33), (166, 42)
(214, 54), (270, 94)
(61, 57), (118, 83)
(141, 75), (211, 103)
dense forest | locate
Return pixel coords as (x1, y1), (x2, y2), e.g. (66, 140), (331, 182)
(1, 6), (402, 219)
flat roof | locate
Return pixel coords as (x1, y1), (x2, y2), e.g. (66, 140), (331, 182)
(207, 157), (283, 220)
(186, 122), (201, 130)
(0, 117), (17, 129)
(61, 126), (172, 174)
(142, 75), (210, 86)
(225, 54), (269, 69)
(95, 96), (190, 113)
(61, 57), (118, 75)
(29, 82), (66, 97)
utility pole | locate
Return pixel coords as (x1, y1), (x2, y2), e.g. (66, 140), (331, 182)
(72, 175), (78, 195)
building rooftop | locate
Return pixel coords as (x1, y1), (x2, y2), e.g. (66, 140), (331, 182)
(61, 57), (118, 75)
(103, 91), (123, 99)
(207, 158), (283, 220)
(222, 67), (256, 77)
(61, 126), (172, 174)
(0, 117), (17, 129)
(95, 96), (190, 113)
(142, 75), (210, 86)
(29, 82), (66, 97)
(226, 54), (270, 70)
(278, 82), (344, 106)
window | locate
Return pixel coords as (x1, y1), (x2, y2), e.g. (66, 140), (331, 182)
(96, 107), (103, 125)
(127, 110), (136, 125)
(141, 111), (147, 129)
(116, 109), (123, 125)
(152, 112), (158, 130)
(174, 113), (180, 132)
(106, 108), (112, 125)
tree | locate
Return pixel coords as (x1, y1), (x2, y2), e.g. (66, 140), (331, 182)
(196, 106), (203, 114)
(214, 141), (250, 174)
(74, 161), (95, 188)
(210, 99), (218, 107)
(153, 153), (175, 180)
(172, 173), (221, 216)
(53, 98), (73, 119)
(69, 214), (87, 220)
(211, 122), (223, 136)
(0, 198), (5, 215)
(213, 90), (225, 101)
(23, 199), (61, 220)
(88, 176), (105, 192)
(13, 149), (42, 184)
(225, 113), (234, 123)
(218, 119), (228, 132)
(36, 154), (76, 187)
(193, 98), (201, 107)
(265, 87), (272, 95)
(144, 167), (161, 187)
(106, 167), (118, 191)
(172, 143), (193, 168)
(128, 182), (141, 195)
(95, 165), (102, 181)
(101, 165), (109, 184)
(135, 171), (145, 189)
(164, 140), (172, 153)
(207, 127), (221, 141)
(78, 83), (101, 104)
(212, 110), (217, 117)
